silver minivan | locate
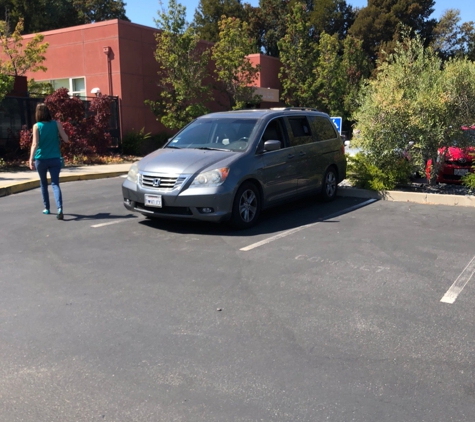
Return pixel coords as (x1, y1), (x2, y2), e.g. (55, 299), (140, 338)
(122, 109), (346, 228)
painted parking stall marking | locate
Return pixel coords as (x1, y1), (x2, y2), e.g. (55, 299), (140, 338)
(240, 199), (377, 251)
(441, 255), (475, 304)
(91, 218), (137, 228)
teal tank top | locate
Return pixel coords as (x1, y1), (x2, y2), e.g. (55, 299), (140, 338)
(34, 121), (61, 160)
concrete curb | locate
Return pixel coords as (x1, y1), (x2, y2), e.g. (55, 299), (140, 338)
(0, 171), (128, 198)
(338, 186), (475, 207)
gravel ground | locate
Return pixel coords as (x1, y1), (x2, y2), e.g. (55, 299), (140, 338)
(340, 178), (475, 196)
(398, 177), (475, 196)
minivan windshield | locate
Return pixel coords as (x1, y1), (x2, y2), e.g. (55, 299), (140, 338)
(167, 118), (259, 152)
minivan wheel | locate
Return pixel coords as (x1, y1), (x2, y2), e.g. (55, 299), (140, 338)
(321, 167), (338, 202)
(231, 182), (261, 229)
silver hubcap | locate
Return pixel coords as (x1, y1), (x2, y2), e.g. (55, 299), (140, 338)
(325, 171), (337, 197)
(239, 189), (257, 222)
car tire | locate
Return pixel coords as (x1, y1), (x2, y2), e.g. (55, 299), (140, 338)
(321, 167), (338, 202)
(231, 182), (261, 229)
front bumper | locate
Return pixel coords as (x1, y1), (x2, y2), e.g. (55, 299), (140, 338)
(436, 164), (473, 184)
(122, 179), (235, 223)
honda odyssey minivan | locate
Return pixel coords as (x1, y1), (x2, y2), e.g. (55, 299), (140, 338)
(122, 108), (346, 228)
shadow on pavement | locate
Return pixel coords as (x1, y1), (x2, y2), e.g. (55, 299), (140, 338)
(138, 196), (375, 237)
(64, 213), (138, 222)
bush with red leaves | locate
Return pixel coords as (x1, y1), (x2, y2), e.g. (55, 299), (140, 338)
(20, 88), (113, 159)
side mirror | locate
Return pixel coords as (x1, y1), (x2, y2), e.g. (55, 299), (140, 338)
(263, 140), (281, 152)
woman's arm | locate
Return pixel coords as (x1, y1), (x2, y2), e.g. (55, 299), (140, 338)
(29, 124), (39, 170)
(57, 121), (69, 143)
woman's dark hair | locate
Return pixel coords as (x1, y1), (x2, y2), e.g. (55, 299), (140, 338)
(35, 103), (52, 122)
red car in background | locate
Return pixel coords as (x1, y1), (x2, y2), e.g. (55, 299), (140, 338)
(426, 126), (475, 184)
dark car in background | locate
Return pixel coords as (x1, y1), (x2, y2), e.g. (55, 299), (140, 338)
(426, 126), (475, 184)
(122, 108), (346, 228)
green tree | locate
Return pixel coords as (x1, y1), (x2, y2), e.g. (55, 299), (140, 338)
(193, 0), (246, 42)
(72, 0), (129, 23)
(432, 10), (475, 61)
(277, 3), (318, 107)
(246, 0), (291, 57)
(211, 16), (261, 110)
(352, 33), (475, 185)
(27, 78), (54, 97)
(0, 18), (49, 76)
(460, 21), (475, 61)
(340, 35), (371, 120)
(349, 0), (436, 61)
(0, 73), (14, 101)
(309, 0), (355, 41)
(146, 0), (211, 130)
(313, 32), (343, 114)
(0, 0), (128, 34)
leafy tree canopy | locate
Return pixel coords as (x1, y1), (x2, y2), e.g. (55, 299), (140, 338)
(353, 32), (475, 185)
(277, 3), (318, 107)
(193, 0), (246, 42)
(349, 0), (436, 60)
(246, 0), (291, 57)
(309, 0), (355, 41)
(0, 0), (129, 34)
(211, 16), (261, 109)
(0, 18), (49, 76)
(146, 0), (212, 130)
(432, 9), (475, 60)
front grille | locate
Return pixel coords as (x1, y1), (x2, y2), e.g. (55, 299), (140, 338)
(136, 203), (193, 215)
(140, 174), (186, 190)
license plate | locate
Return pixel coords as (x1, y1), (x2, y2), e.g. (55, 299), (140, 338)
(454, 169), (469, 176)
(144, 194), (162, 208)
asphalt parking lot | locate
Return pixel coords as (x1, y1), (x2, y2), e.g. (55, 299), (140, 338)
(1, 177), (475, 421)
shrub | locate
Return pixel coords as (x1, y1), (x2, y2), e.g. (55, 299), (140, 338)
(347, 151), (413, 191)
(462, 155), (475, 189)
(20, 88), (113, 159)
(121, 129), (171, 156)
(121, 127), (151, 156)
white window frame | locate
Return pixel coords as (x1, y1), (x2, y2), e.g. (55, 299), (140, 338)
(37, 77), (87, 98)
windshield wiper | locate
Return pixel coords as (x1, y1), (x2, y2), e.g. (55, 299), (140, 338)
(195, 147), (232, 152)
(165, 145), (181, 149)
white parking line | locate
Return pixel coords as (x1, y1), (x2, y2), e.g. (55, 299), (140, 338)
(240, 199), (377, 251)
(91, 219), (135, 228)
(441, 255), (475, 304)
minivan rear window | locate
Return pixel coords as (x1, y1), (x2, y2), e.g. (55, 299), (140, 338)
(310, 116), (338, 141)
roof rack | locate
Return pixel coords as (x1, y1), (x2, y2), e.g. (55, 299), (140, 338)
(270, 107), (320, 112)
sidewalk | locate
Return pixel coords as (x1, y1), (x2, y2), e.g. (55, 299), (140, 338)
(1, 163), (474, 207)
(0, 163), (132, 197)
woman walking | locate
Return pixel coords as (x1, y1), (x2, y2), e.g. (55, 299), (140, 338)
(28, 103), (69, 220)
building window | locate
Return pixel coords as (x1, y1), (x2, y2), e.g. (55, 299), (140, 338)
(39, 77), (87, 98)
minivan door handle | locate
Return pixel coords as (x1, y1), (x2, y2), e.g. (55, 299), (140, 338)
(299, 151), (306, 156)
(287, 154), (295, 159)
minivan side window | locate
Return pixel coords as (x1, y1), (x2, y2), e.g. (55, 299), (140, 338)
(261, 118), (288, 150)
(288, 116), (313, 146)
(310, 116), (338, 141)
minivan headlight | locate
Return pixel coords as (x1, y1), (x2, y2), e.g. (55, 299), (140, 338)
(126, 163), (139, 183)
(191, 168), (229, 187)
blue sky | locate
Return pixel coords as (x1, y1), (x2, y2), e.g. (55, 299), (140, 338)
(125, 0), (475, 28)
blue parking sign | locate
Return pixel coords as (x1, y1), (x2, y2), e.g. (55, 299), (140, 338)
(331, 117), (342, 134)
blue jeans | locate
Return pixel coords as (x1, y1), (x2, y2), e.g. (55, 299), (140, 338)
(35, 158), (63, 211)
